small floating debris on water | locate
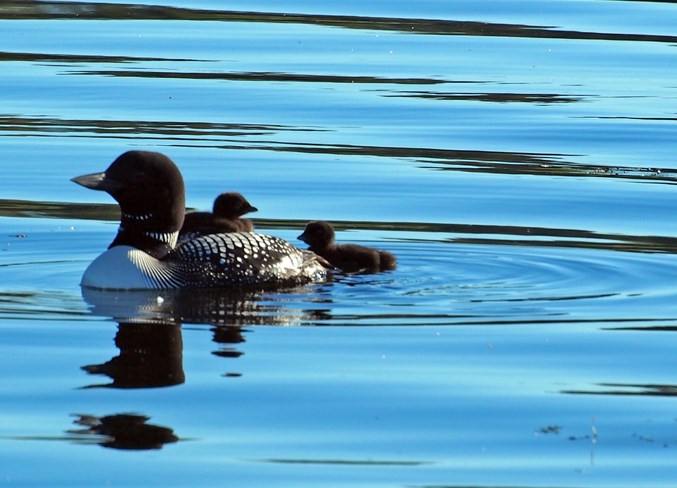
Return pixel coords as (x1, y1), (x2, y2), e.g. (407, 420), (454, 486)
(156, 296), (165, 305)
(536, 425), (562, 435)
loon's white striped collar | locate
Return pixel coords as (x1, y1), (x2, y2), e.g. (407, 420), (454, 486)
(144, 231), (179, 249)
(122, 212), (153, 222)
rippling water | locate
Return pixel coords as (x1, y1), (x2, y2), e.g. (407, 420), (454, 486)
(1, 1), (677, 486)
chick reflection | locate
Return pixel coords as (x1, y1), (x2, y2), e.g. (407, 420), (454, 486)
(212, 325), (247, 358)
(70, 413), (178, 450)
(82, 322), (185, 389)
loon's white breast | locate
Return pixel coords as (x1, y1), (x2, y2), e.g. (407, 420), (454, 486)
(81, 246), (180, 290)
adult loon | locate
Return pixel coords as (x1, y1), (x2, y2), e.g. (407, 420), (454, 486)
(298, 220), (397, 273)
(72, 151), (327, 290)
(180, 191), (257, 242)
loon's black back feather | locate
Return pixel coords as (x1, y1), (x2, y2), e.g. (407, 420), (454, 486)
(172, 232), (325, 287)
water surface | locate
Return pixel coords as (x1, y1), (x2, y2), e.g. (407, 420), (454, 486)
(1, 1), (677, 486)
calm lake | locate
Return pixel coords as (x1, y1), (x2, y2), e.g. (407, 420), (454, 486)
(1, 0), (677, 486)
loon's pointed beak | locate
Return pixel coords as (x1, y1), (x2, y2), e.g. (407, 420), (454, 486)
(248, 205), (259, 214)
(71, 171), (123, 192)
(297, 231), (308, 242)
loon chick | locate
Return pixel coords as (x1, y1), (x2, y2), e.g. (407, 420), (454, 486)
(298, 221), (397, 273)
(181, 192), (257, 240)
(72, 151), (327, 290)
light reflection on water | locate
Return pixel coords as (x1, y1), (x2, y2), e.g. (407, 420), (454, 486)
(1, 0), (677, 486)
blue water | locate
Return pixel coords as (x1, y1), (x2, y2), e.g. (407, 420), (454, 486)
(2, 1), (677, 486)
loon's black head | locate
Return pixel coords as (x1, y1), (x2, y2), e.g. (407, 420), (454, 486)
(213, 192), (258, 219)
(72, 151), (186, 258)
(298, 221), (336, 249)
